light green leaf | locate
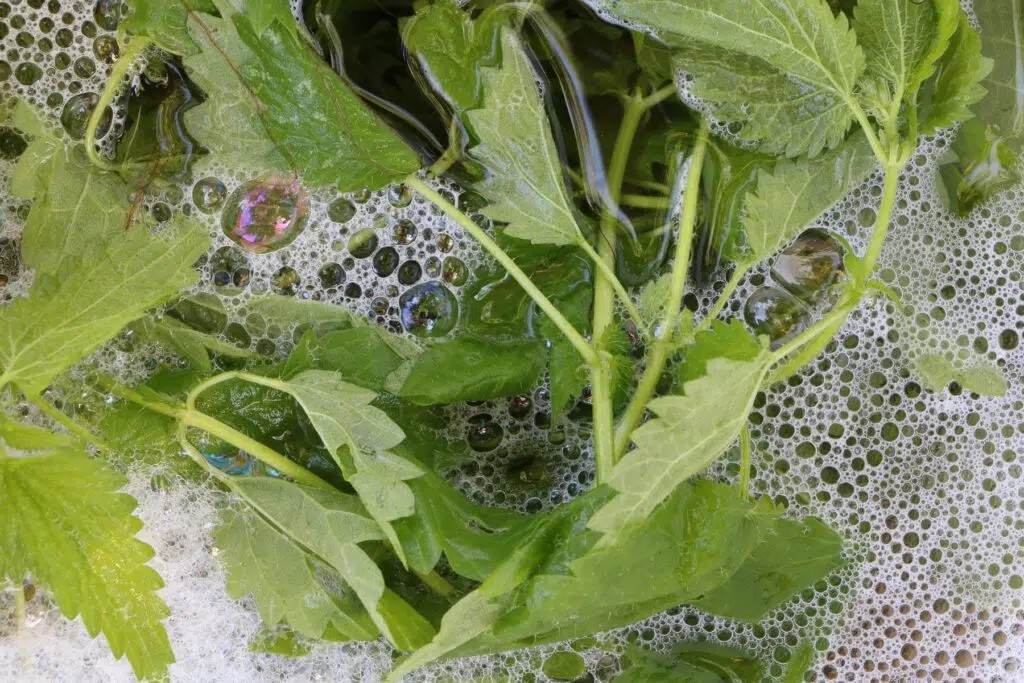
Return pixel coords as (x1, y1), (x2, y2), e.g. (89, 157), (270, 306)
(121, 0), (216, 56)
(0, 417), (79, 451)
(257, 371), (423, 567)
(9, 101), (58, 199)
(958, 363), (1008, 397)
(176, 0), (418, 190)
(921, 10), (993, 134)
(401, 0), (501, 114)
(676, 319), (763, 390)
(0, 218), (210, 395)
(853, 0), (958, 111)
(229, 477), (434, 650)
(288, 327), (420, 391)
(248, 0), (297, 38)
(691, 518), (843, 621)
(467, 28), (583, 245)
(588, 354), (771, 544)
(583, 0), (865, 157)
(215, 506), (378, 641)
(638, 274), (671, 333)
(974, 0), (1024, 140)
(132, 316), (255, 372)
(913, 353), (1007, 396)
(0, 450), (172, 680)
(395, 337), (545, 405)
(731, 132), (876, 265)
(246, 295), (362, 330)
(914, 352), (955, 392)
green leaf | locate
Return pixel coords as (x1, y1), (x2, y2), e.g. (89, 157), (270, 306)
(920, 10), (993, 134)
(174, 0), (417, 190)
(0, 450), (172, 679)
(853, 0), (958, 114)
(215, 506), (378, 641)
(229, 477), (435, 650)
(259, 371), (424, 567)
(122, 0), (217, 56)
(0, 217), (210, 395)
(246, 295), (362, 331)
(542, 651), (586, 681)
(395, 337), (545, 406)
(248, 0), (296, 38)
(97, 404), (184, 469)
(401, 0), (500, 115)
(730, 132), (876, 265)
(588, 354), (771, 544)
(618, 643), (764, 683)
(584, 0), (865, 157)
(9, 101), (58, 199)
(691, 518), (843, 621)
(973, 0), (1024, 140)
(292, 327), (420, 391)
(0, 417), (79, 451)
(466, 27), (583, 246)
(535, 281), (592, 422)
(132, 316), (255, 372)
(913, 353), (1008, 396)
(19, 146), (128, 275)
(676, 319), (763, 389)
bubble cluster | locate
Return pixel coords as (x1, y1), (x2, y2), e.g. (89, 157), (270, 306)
(1, 1), (1023, 682)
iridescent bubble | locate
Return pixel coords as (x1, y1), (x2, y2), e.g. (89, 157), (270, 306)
(772, 228), (847, 303)
(200, 440), (256, 476)
(467, 414), (503, 452)
(328, 197), (356, 223)
(373, 247), (399, 277)
(193, 177), (227, 213)
(348, 229), (378, 258)
(60, 92), (111, 140)
(399, 281), (458, 338)
(222, 177), (309, 253)
(743, 286), (810, 348)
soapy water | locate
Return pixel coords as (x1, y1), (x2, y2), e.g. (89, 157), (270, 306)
(0, 1), (1023, 681)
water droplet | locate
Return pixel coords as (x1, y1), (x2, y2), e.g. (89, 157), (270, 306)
(352, 188), (371, 203)
(397, 260), (422, 285)
(373, 247), (399, 277)
(318, 262), (345, 288)
(193, 177), (226, 213)
(328, 197), (356, 223)
(14, 62), (41, 85)
(272, 266), (301, 295)
(442, 257), (468, 285)
(60, 92), (110, 140)
(74, 56), (96, 78)
(222, 177), (309, 253)
(743, 286), (810, 348)
(399, 282), (458, 337)
(509, 395), (533, 418)
(0, 126), (27, 159)
(392, 219), (417, 244)
(209, 246), (250, 293)
(93, 0), (121, 30)
(771, 229), (846, 303)
(348, 229), (378, 258)
(92, 35), (119, 63)
(388, 184), (412, 208)
(467, 414), (503, 452)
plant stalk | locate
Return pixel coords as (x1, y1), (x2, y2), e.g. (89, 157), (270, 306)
(738, 426), (752, 500)
(85, 36), (153, 172)
(405, 175), (599, 367)
(613, 124), (710, 459)
(590, 91), (648, 482)
(25, 393), (106, 448)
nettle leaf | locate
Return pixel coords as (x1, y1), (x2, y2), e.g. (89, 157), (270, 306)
(584, 0), (865, 157)
(9, 101), (58, 199)
(0, 218), (209, 395)
(619, 643), (763, 683)
(853, 0), (958, 114)
(920, 10), (992, 134)
(466, 27), (583, 246)
(0, 450), (172, 680)
(132, 316), (255, 372)
(691, 517), (843, 621)
(729, 132), (876, 266)
(0, 417), (79, 451)
(292, 326), (420, 391)
(215, 506), (378, 642)
(396, 337), (545, 405)
(259, 371), (424, 567)
(165, 0), (417, 190)
(19, 146), (128, 275)
(588, 354), (771, 544)
(228, 476), (434, 650)
(973, 0), (1024, 139)
(676, 319), (762, 389)
(401, 0), (500, 115)
(122, 0), (217, 56)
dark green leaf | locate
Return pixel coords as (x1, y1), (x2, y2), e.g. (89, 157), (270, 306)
(920, 9), (992, 133)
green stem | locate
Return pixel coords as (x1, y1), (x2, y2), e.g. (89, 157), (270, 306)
(613, 124), (710, 459)
(183, 410), (334, 490)
(14, 582), (25, 632)
(97, 375), (183, 419)
(85, 36), (153, 171)
(416, 570), (457, 598)
(642, 83), (680, 109)
(619, 193), (672, 210)
(25, 393), (107, 448)
(854, 163), (901, 287)
(770, 304), (855, 364)
(591, 92), (648, 482)
(738, 426), (751, 500)
(405, 175), (599, 367)
(690, 264), (749, 337)
(574, 238), (645, 335)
